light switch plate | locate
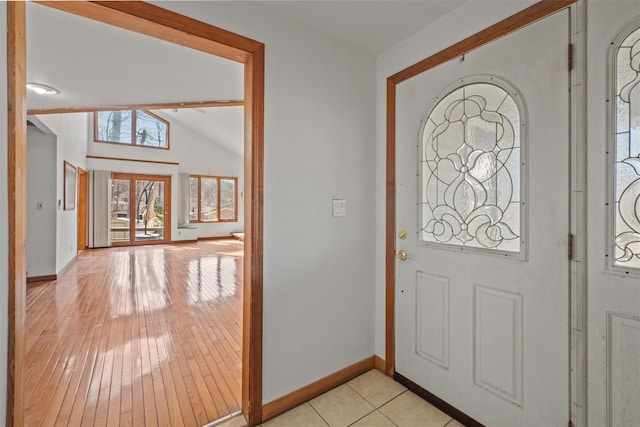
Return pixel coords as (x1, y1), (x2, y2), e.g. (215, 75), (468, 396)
(332, 199), (347, 217)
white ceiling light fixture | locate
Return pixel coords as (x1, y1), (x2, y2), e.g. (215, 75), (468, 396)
(26, 82), (60, 95)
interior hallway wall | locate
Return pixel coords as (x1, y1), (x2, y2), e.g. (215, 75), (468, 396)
(36, 113), (88, 273)
(26, 126), (57, 277)
(154, 1), (377, 404)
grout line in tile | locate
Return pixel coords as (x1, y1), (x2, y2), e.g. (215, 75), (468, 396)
(345, 383), (379, 409)
(443, 418), (458, 427)
(379, 410), (399, 427)
(345, 381), (404, 410)
(379, 389), (408, 410)
(307, 401), (331, 427)
(346, 407), (377, 427)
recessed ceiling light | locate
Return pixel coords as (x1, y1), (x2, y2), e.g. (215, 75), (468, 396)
(26, 82), (60, 96)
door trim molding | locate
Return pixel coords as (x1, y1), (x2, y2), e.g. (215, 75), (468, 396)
(385, 0), (575, 378)
(7, 1), (264, 425)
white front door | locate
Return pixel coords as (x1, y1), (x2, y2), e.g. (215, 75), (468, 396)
(587, 3), (640, 427)
(394, 10), (570, 426)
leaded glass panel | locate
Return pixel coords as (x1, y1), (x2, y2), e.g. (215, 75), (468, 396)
(613, 27), (640, 270)
(420, 82), (521, 253)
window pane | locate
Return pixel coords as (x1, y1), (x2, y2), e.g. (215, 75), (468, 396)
(201, 178), (218, 221)
(420, 82), (521, 253)
(136, 110), (168, 148)
(110, 179), (130, 242)
(97, 110), (132, 144)
(190, 178), (199, 221)
(613, 27), (640, 270)
(220, 179), (236, 221)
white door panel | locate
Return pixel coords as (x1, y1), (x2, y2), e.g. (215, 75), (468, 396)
(587, 2), (640, 427)
(395, 11), (570, 427)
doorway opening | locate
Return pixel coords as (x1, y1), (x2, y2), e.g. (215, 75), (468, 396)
(110, 173), (171, 245)
(385, 1), (576, 426)
(7, 2), (264, 426)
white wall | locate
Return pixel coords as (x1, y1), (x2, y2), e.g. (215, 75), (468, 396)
(374, 0), (538, 358)
(170, 120), (244, 238)
(26, 126), (57, 277)
(36, 113), (88, 273)
(154, 1), (377, 404)
(0, 3), (8, 424)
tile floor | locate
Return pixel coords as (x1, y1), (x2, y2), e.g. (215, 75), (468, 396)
(215, 369), (465, 427)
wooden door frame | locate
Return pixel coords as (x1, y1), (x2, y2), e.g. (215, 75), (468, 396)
(7, 2), (264, 426)
(77, 167), (88, 252)
(110, 173), (172, 246)
(384, 0), (575, 375)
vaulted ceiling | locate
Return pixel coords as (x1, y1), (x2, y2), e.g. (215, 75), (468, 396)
(26, 1), (469, 156)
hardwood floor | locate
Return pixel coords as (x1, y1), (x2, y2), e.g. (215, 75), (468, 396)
(24, 240), (244, 427)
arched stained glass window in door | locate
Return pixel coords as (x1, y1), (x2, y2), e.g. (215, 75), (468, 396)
(613, 26), (640, 270)
(420, 79), (523, 254)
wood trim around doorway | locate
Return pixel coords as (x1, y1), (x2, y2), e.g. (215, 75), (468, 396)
(7, 1), (265, 426)
(7, 4), (27, 426)
(384, 0), (576, 376)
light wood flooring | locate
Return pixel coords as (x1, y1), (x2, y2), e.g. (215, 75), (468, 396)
(24, 240), (244, 427)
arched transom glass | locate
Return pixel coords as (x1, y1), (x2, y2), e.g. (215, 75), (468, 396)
(613, 26), (640, 270)
(420, 81), (522, 253)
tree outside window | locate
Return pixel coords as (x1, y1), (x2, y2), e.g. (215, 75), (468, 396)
(95, 109), (169, 149)
(189, 176), (237, 223)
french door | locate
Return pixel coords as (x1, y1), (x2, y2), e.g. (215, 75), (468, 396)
(110, 173), (171, 245)
(394, 10), (570, 426)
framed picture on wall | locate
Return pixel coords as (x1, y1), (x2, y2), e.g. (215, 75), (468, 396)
(64, 161), (77, 210)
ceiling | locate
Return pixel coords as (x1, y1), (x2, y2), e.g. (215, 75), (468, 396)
(157, 107), (245, 157)
(26, 2), (244, 111)
(252, 1), (466, 56)
(26, 1), (470, 155)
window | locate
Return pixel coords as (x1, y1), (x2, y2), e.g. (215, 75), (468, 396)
(95, 109), (169, 149)
(611, 25), (640, 271)
(420, 79), (523, 254)
(189, 176), (238, 222)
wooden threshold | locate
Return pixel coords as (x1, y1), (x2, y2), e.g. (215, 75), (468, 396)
(261, 356), (377, 423)
(384, 0), (577, 377)
(8, 2), (265, 425)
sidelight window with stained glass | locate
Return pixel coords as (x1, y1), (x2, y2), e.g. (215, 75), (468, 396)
(611, 25), (640, 271)
(420, 79), (524, 254)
